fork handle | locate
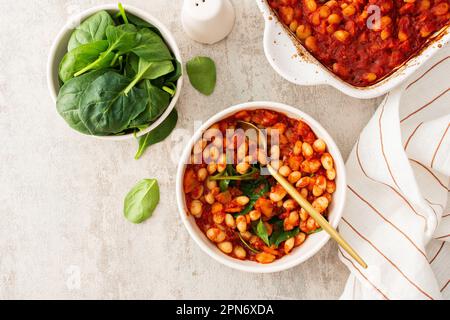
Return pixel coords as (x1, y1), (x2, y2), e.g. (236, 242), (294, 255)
(267, 165), (368, 269)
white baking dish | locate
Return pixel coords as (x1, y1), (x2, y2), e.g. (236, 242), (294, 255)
(256, 0), (450, 99)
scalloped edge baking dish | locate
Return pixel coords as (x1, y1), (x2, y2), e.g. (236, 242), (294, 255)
(256, 0), (450, 99)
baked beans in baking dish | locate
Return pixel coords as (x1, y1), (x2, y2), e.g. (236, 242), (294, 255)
(183, 109), (336, 264)
(268, 0), (450, 87)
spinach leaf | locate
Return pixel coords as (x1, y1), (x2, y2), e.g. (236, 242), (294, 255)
(276, 230), (301, 247)
(117, 3), (129, 24)
(127, 14), (161, 36)
(219, 169), (232, 192)
(240, 176), (269, 196)
(78, 71), (148, 135)
(135, 109), (178, 160)
(124, 53), (139, 77)
(253, 219), (270, 246)
(59, 40), (110, 83)
(56, 69), (109, 134)
(236, 178), (270, 217)
(186, 56), (216, 96)
(162, 84), (176, 97)
(269, 220), (300, 247)
(126, 55), (175, 81)
(213, 167), (265, 215)
(210, 166), (259, 181)
(106, 24), (139, 54)
(220, 180), (230, 192)
(212, 165), (233, 192)
(137, 59), (175, 80)
(132, 28), (173, 62)
(70, 51), (117, 80)
(72, 25), (140, 78)
(124, 179), (160, 224)
(273, 229), (300, 247)
(165, 60), (183, 83)
(238, 233), (260, 254)
(127, 14), (152, 28)
(122, 57), (174, 98)
(68, 11), (115, 51)
(130, 80), (171, 128)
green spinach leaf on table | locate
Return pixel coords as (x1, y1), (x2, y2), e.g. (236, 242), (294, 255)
(186, 56), (216, 96)
(124, 179), (160, 224)
(135, 109), (178, 160)
(68, 11), (115, 51)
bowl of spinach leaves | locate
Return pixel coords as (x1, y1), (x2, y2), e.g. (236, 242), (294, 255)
(48, 3), (183, 140)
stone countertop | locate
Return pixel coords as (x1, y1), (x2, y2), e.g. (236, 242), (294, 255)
(0, 0), (380, 299)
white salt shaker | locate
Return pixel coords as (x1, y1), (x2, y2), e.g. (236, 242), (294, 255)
(182, 0), (236, 44)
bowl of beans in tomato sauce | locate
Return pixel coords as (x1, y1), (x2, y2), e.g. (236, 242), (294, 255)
(176, 102), (347, 273)
(257, 0), (450, 99)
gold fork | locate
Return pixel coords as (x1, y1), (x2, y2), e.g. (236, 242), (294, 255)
(237, 120), (367, 269)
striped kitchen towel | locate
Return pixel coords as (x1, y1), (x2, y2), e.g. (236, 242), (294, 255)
(339, 46), (450, 300)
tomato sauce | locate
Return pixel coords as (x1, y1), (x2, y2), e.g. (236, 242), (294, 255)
(183, 109), (337, 264)
(268, 0), (450, 86)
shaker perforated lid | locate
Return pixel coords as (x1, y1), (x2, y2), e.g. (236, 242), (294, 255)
(182, 0), (235, 44)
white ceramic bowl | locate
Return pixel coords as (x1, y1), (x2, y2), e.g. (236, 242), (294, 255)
(176, 101), (347, 273)
(256, 0), (450, 99)
(47, 4), (183, 141)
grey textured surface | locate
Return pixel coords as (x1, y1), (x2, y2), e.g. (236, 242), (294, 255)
(0, 0), (380, 299)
